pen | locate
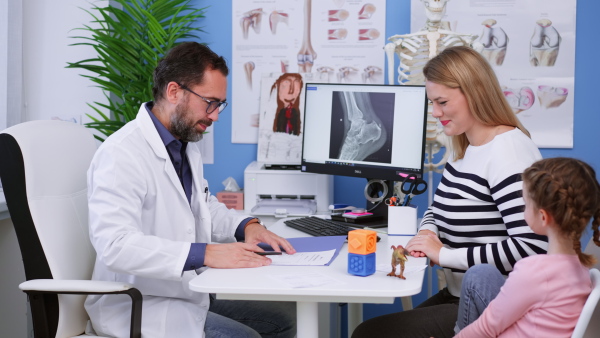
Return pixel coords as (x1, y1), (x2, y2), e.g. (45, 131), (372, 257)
(255, 251), (283, 256)
(204, 187), (208, 202)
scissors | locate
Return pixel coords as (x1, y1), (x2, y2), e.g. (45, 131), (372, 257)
(385, 195), (402, 206)
(400, 174), (428, 206)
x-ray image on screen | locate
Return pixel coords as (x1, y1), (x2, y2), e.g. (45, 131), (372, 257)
(329, 91), (395, 163)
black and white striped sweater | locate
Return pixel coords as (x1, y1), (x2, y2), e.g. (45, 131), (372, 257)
(419, 128), (549, 297)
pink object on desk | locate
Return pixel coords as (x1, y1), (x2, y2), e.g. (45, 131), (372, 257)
(343, 211), (373, 219)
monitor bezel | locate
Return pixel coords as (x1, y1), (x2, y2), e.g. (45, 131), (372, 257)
(300, 82), (429, 182)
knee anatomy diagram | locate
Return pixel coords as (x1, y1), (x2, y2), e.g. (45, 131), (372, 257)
(503, 87), (534, 114)
(537, 85), (568, 108)
(479, 19), (508, 66)
(477, 18), (561, 68)
(503, 85), (568, 113)
(530, 19), (561, 67)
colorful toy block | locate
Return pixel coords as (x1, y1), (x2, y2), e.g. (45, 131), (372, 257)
(348, 252), (376, 276)
(347, 229), (377, 255)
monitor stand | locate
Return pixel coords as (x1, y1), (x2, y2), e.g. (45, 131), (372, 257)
(330, 179), (393, 228)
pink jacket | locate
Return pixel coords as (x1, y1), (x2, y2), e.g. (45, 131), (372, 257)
(456, 254), (591, 338)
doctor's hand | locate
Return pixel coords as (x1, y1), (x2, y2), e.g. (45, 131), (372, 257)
(244, 223), (297, 255)
(405, 230), (443, 266)
(205, 242), (273, 268)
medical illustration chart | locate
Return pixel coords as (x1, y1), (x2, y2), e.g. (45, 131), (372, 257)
(232, 0), (387, 143)
(411, 0), (576, 148)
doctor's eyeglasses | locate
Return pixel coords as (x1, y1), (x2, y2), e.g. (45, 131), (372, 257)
(178, 83), (228, 115)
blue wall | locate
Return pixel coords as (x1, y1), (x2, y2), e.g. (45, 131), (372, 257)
(195, 0), (599, 332)
(199, 0), (599, 215)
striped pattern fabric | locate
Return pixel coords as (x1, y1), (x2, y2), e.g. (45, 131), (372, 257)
(419, 129), (548, 296)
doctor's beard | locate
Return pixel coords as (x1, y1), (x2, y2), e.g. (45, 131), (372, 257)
(170, 101), (212, 142)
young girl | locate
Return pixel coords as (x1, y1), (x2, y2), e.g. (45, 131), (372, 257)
(455, 157), (600, 337)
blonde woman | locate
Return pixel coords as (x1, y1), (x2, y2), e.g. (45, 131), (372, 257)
(352, 46), (548, 338)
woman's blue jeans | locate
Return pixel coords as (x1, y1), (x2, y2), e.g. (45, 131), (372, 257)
(454, 264), (506, 334)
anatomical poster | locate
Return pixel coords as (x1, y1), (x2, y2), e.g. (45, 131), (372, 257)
(409, 0), (576, 148)
(232, 0), (387, 143)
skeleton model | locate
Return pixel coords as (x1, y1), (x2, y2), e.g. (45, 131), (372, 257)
(384, 0), (481, 179)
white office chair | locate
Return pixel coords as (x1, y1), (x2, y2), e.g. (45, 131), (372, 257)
(0, 120), (142, 338)
(572, 268), (600, 338)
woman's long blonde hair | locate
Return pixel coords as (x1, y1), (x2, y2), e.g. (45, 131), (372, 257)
(523, 157), (600, 268)
(423, 46), (529, 160)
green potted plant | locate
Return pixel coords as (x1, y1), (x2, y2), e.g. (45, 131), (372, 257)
(67, 0), (206, 141)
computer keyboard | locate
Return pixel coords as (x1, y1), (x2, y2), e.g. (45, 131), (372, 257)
(284, 216), (353, 237)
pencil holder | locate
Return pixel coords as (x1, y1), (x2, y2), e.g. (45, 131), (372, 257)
(387, 205), (417, 235)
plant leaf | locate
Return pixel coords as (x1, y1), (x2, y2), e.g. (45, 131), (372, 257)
(68, 0), (206, 140)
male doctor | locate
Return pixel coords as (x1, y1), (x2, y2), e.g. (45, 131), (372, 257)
(85, 42), (297, 337)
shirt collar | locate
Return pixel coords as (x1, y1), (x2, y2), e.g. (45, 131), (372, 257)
(146, 101), (181, 147)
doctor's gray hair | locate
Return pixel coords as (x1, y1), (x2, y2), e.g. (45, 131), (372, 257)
(152, 42), (229, 102)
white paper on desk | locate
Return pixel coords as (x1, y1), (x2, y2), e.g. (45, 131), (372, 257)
(268, 272), (342, 288)
(376, 264), (427, 276)
(267, 249), (336, 266)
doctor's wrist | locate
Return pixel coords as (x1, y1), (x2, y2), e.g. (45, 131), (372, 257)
(244, 218), (266, 230)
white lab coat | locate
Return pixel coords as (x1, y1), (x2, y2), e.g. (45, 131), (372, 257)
(85, 104), (247, 337)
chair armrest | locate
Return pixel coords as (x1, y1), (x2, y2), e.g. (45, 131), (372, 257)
(20, 279), (142, 338)
(20, 279), (134, 293)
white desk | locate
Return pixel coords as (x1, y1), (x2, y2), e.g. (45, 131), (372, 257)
(189, 219), (426, 337)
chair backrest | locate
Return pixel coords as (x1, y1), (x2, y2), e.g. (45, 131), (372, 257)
(572, 268), (600, 338)
(0, 120), (98, 338)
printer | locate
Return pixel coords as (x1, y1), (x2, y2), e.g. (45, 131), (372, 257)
(244, 161), (333, 217)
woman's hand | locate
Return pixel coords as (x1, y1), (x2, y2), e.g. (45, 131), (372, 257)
(405, 230), (443, 266)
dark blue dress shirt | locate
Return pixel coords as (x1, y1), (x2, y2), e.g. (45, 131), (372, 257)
(146, 103), (253, 271)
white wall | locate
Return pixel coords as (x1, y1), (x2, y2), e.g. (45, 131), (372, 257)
(22, 0), (105, 124)
(1, 0), (24, 130)
(0, 1), (105, 336)
(0, 1), (8, 131)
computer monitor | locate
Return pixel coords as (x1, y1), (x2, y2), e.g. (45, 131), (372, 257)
(300, 82), (428, 221)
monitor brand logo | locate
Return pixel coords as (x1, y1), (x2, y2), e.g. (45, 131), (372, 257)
(355, 170), (362, 174)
